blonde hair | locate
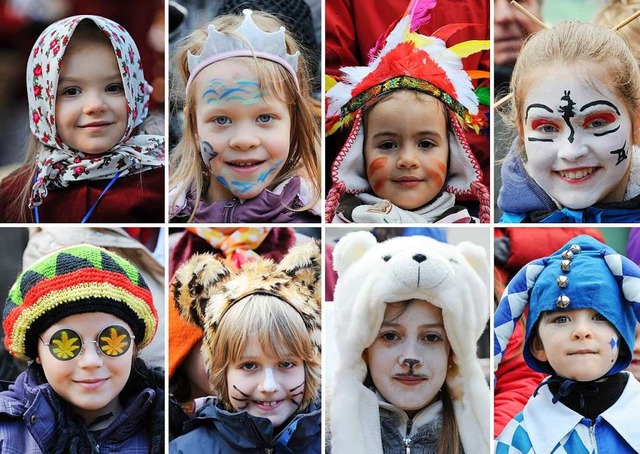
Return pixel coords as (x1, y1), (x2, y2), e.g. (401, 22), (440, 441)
(506, 21), (640, 160)
(169, 11), (321, 222)
(6, 20), (160, 223)
(596, 0), (640, 59)
(206, 294), (321, 412)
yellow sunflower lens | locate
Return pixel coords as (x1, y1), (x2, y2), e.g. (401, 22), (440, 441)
(99, 325), (131, 357)
(49, 329), (81, 360)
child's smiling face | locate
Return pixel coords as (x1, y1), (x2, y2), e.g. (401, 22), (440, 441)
(37, 312), (134, 424)
(366, 300), (450, 418)
(55, 41), (128, 154)
(194, 58), (291, 202)
(364, 90), (449, 210)
(531, 308), (620, 381)
(522, 63), (634, 209)
(226, 337), (305, 429)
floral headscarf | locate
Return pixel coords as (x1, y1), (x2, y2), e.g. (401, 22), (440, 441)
(27, 15), (164, 207)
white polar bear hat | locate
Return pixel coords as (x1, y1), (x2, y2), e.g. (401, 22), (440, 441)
(330, 231), (490, 454)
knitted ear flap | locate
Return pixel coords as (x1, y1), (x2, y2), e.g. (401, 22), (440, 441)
(493, 257), (547, 374)
(170, 254), (232, 328)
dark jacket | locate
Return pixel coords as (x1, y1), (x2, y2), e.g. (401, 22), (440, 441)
(0, 164), (165, 223)
(0, 366), (158, 454)
(170, 397), (321, 454)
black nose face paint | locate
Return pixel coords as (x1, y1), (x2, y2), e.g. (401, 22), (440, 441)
(403, 358), (421, 373)
(200, 140), (218, 171)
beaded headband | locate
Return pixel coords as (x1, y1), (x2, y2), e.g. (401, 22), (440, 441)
(185, 9), (300, 92)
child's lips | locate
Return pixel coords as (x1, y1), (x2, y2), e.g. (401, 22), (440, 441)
(254, 399), (284, 411)
(79, 121), (113, 128)
(568, 349), (597, 355)
(73, 378), (109, 389)
(226, 159), (266, 174)
(392, 176), (423, 188)
(554, 166), (599, 183)
(393, 375), (427, 386)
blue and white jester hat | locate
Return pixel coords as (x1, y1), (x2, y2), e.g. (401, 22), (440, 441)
(494, 235), (640, 377)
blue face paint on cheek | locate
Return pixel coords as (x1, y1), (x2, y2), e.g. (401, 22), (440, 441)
(257, 160), (283, 183)
(216, 176), (231, 190)
(230, 180), (257, 193)
(200, 140), (218, 171)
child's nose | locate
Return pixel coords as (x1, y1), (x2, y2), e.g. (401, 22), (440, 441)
(229, 130), (260, 151)
(260, 367), (279, 392)
(397, 341), (422, 366)
(557, 137), (589, 162)
(77, 342), (104, 367)
(571, 321), (594, 340)
(396, 148), (419, 169)
(83, 92), (108, 114)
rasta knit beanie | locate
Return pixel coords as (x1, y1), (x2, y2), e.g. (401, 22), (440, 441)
(3, 244), (158, 361)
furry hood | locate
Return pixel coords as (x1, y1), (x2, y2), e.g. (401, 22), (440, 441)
(330, 231), (490, 454)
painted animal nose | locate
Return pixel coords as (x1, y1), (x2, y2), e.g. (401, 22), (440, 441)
(413, 254), (427, 263)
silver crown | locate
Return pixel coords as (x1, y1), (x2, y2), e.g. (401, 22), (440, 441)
(187, 9), (299, 78)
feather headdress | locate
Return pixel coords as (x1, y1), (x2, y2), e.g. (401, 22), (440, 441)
(325, 0), (490, 222)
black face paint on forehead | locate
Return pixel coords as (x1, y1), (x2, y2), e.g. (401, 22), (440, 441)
(579, 100), (621, 115)
(559, 91), (576, 143)
(610, 141), (628, 166)
(525, 103), (553, 122)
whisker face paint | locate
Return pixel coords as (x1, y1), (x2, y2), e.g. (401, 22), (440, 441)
(521, 64), (633, 209)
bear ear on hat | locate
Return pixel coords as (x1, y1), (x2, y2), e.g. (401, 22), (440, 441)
(332, 231), (378, 276)
(170, 253), (232, 329)
(457, 241), (488, 284)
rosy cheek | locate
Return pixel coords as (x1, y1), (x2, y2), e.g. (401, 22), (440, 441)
(425, 159), (446, 188)
(368, 157), (388, 194)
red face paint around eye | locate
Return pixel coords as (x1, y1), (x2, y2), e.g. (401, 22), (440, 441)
(582, 112), (616, 128)
(531, 119), (560, 131)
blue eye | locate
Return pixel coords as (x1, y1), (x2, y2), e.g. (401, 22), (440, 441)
(240, 362), (257, 371)
(279, 361), (296, 369)
(257, 114), (273, 123)
(213, 116), (231, 125)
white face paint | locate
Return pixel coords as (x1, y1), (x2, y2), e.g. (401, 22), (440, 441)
(522, 64), (633, 209)
(262, 367), (277, 392)
(366, 300), (450, 418)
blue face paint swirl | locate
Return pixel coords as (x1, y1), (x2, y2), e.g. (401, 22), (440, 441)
(202, 79), (265, 105)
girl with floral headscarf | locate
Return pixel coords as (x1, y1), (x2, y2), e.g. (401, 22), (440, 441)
(0, 15), (164, 223)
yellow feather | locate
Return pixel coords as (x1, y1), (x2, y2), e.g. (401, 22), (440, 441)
(449, 40), (490, 58)
(325, 74), (337, 92)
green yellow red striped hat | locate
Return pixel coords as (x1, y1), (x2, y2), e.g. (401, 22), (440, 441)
(3, 244), (157, 361)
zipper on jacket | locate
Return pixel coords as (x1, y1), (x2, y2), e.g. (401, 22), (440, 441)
(590, 423), (597, 454)
(265, 448), (274, 454)
(223, 199), (237, 223)
(403, 419), (413, 454)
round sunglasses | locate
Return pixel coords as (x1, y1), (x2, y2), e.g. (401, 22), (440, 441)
(39, 324), (135, 361)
